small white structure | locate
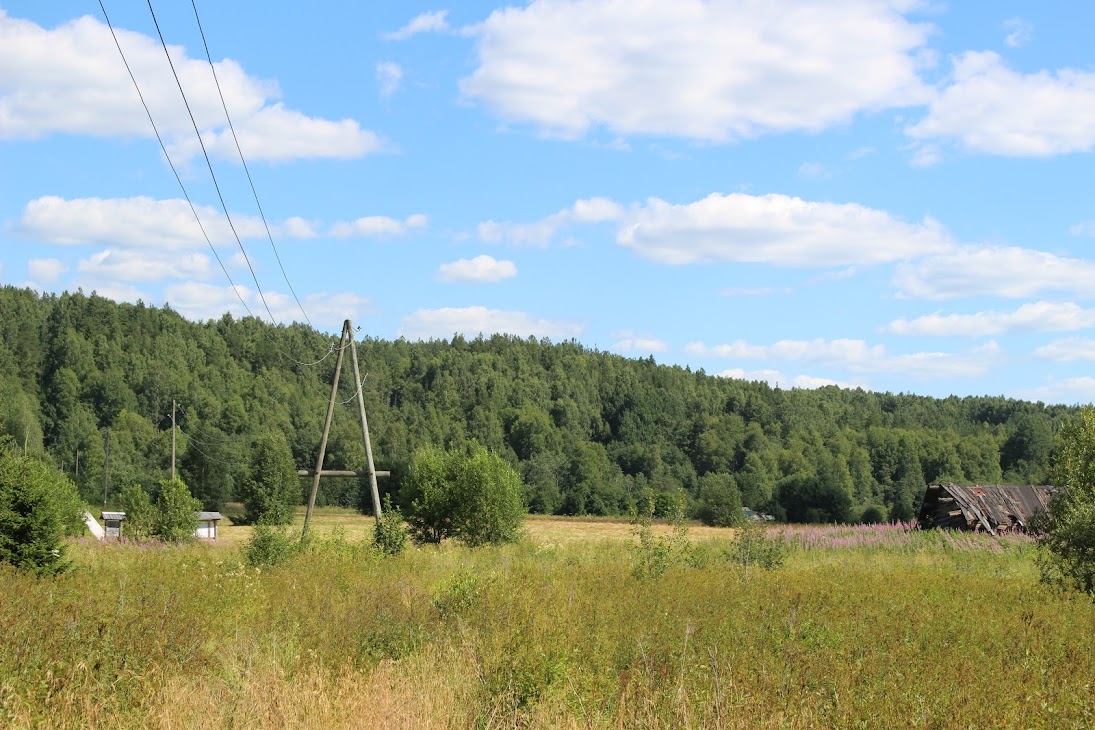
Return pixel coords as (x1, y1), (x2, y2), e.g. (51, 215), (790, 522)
(84, 511), (106, 540)
(195, 511), (223, 540)
(101, 511), (126, 538)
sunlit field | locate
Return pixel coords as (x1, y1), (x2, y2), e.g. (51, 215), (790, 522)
(3, 516), (1093, 729)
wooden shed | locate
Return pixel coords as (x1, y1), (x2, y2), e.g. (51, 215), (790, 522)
(101, 511), (126, 538)
(917, 483), (1056, 535)
(195, 512), (223, 540)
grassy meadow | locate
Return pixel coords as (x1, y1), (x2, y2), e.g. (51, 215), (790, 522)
(2, 513), (1094, 729)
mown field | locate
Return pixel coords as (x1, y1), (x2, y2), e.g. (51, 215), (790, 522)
(2, 514), (1093, 729)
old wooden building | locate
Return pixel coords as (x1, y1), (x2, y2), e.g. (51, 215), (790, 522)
(917, 483), (1056, 535)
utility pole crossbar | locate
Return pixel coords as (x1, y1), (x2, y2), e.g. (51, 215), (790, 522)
(297, 469), (390, 478)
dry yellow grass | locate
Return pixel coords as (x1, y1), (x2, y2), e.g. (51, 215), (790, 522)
(210, 508), (735, 547)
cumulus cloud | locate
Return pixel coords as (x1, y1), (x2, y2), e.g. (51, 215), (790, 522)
(384, 10), (451, 41)
(0, 11), (381, 160)
(618, 193), (953, 267)
(164, 281), (371, 328)
(461, 0), (931, 141)
(14, 196), (322, 250)
(1015, 376), (1095, 406)
(478, 197), (622, 246)
(377, 62), (403, 97)
(399, 306), (583, 341)
(611, 331), (667, 354)
(907, 51), (1095, 157)
(437, 255), (517, 283)
(27, 258), (68, 283)
(329, 214), (428, 238)
(887, 302), (1095, 336)
(1033, 337), (1095, 362)
(893, 245), (1095, 299)
(717, 368), (865, 390)
(77, 248), (212, 283)
(687, 338), (1000, 379)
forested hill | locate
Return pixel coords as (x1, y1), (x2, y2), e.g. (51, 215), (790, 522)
(0, 286), (1074, 522)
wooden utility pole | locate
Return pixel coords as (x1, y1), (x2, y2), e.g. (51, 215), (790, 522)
(171, 399), (177, 481)
(301, 319), (386, 539)
(102, 430), (111, 506)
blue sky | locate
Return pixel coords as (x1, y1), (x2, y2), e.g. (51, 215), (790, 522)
(3, 1), (1095, 404)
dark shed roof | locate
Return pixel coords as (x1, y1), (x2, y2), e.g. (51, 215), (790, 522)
(917, 483), (1057, 534)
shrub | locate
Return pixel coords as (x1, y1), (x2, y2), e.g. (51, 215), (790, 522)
(403, 442), (525, 546)
(697, 473), (745, 527)
(373, 495), (407, 556)
(1041, 408), (1095, 593)
(116, 482), (155, 540)
(632, 487), (690, 579)
(240, 432), (299, 526)
(0, 441), (84, 576)
(860, 505), (886, 524)
(727, 523), (787, 570)
(153, 478), (200, 543)
(245, 524), (297, 567)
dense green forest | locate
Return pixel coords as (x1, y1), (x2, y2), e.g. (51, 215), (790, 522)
(0, 286), (1074, 522)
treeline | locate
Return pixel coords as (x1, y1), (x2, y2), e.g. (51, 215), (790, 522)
(0, 287), (1074, 522)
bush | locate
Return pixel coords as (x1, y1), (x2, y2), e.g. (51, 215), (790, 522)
(860, 505), (886, 524)
(697, 473), (745, 527)
(1041, 408), (1095, 593)
(403, 442), (525, 546)
(153, 478), (200, 543)
(116, 482), (155, 539)
(632, 487), (690, 579)
(245, 524), (298, 567)
(373, 495), (407, 556)
(727, 523), (787, 570)
(240, 432), (299, 526)
(0, 441), (84, 576)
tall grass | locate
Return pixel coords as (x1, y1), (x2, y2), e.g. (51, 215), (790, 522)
(1, 526), (1092, 728)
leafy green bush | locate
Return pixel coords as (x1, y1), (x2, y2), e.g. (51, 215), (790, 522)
(116, 482), (155, 539)
(403, 442), (525, 546)
(632, 487), (690, 579)
(727, 523), (787, 570)
(245, 524), (298, 567)
(152, 478), (200, 543)
(373, 495), (407, 556)
(0, 440), (84, 575)
(1041, 408), (1095, 593)
(697, 473), (745, 527)
(240, 432), (299, 526)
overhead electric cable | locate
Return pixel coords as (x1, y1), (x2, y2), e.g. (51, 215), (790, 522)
(145, 0), (278, 325)
(189, 0), (312, 327)
(97, 0), (256, 320)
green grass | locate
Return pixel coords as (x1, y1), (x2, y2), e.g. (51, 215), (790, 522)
(1, 523), (1093, 728)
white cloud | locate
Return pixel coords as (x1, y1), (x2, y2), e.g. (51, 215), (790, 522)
(384, 10), (451, 41)
(461, 0), (931, 141)
(907, 51), (1095, 157)
(618, 193), (953, 267)
(15, 196), (311, 250)
(27, 258), (68, 283)
(1071, 221), (1095, 237)
(1034, 337), (1095, 362)
(887, 302), (1095, 336)
(437, 255), (516, 283)
(1015, 377), (1095, 406)
(478, 197), (622, 246)
(164, 281), (371, 328)
(688, 338), (1000, 379)
(77, 248), (211, 283)
(399, 306), (583, 341)
(716, 368), (864, 390)
(893, 245), (1095, 299)
(611, 331), (667, 354)
(1003, 18), (1032, 49)
(0, 11), (381, 161)
(330, 213), (428, 238)
(377, 62), (403, 97)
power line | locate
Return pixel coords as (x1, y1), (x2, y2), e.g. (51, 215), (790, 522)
(188, 0), (312, 328)
(145, 0), (278, 325)
(97, 0), (256, 320)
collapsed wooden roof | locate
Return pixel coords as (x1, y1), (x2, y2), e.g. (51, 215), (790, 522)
(917, 483), (1057, 535)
